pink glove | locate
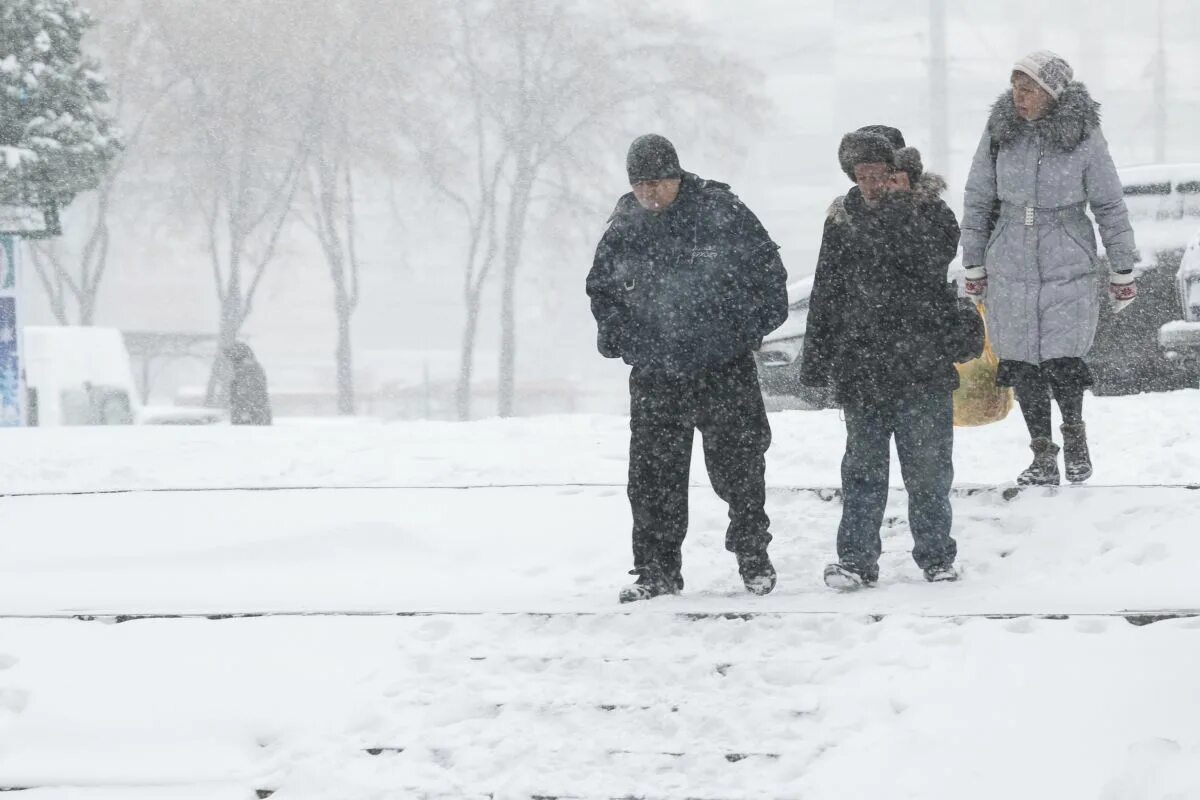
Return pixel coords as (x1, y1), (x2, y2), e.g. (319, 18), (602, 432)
(1110, 271), (1137, 313)
(963, 266), (987, 300)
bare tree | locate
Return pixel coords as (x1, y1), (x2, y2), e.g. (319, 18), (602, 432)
(423, 137), (506, 421)
(301, 125), (362, 415)
(411, 24), (508, 421)
(150, 1), (311, 404)
(450, 149), (506, 422)
(445, 0), (765, 417)
(292, 1), (434, 415)
(23, 0), (176, 325)
(24, 244), (70, 324)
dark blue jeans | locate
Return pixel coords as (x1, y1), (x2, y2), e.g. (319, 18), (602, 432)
(837, 391), (956, 579)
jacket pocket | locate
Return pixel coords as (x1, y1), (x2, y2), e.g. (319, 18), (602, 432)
(985, 219), (1008, 258)
(984, 220), (1020, 276)
(984, 219), (1012, 266)
(1060, 219), (1099, 269)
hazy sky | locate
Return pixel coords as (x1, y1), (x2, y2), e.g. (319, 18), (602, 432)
(20, 0), (1200, 411)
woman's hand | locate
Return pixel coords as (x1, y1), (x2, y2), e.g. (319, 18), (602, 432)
(963, 266), (987, 301)
(886, 171), (911, 193)
(1109, 271), (1137, 313)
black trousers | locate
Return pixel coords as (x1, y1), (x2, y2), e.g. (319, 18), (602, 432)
(998, 358), (1090, 439)
(627, 353), (772, 572)
(837, 391), (957, 580)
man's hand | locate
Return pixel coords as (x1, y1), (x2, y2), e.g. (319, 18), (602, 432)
(963, 266), (987, 301)
(1110, 271), (1137, 313)
(886, 171), (911, 193)
(597, 312), (624, 358)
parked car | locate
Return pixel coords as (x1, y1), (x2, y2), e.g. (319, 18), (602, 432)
(753, 277), (836, 410)
(23, 326), (224, 425)
(1089, 163), (1200, 394)
(1158, 230), (1200, 384)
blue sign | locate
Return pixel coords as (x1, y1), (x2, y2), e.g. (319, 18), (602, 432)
(0, 296), (18, 426)
(0, 234), (21, 426)
(0, 235), (13, 289)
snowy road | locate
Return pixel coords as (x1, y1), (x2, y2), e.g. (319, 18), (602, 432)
(0, 484), (1198, 616)
(0, 612), (1198, 798)
(0, 396), (1198, 797)
(0, 484), (1198, 798)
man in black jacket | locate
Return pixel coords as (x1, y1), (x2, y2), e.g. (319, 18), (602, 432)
(587, 134), (789, 603)
(801, 126), (975, 590)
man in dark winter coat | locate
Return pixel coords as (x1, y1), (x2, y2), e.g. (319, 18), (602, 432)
(587, 133), (789, 603)
(225, 341), (272, 426)
(800, 125), (978, 590)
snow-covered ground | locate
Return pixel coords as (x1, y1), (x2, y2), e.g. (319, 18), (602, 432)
(0, 391), (1198, 798)
(2, 389), (1198, 494)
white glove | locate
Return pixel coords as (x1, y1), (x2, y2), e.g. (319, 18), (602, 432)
(963, 266), (987, 301)
(1109, 271), (1137, 314)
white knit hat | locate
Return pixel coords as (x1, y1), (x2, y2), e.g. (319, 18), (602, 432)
(1012, 50), (1074, 100)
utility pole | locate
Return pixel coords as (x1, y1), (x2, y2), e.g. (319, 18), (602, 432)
(929, 0), (950, 180)
(1153, 0), (1167, 162)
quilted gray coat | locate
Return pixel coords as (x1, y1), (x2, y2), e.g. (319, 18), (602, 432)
(961, 82), (1137, 364)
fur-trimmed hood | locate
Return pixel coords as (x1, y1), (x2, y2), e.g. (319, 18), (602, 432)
(987, 82), (1101, 152)
(826, 171), (948, 224)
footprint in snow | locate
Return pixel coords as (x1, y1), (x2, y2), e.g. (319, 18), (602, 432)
(1002, 617), (1036, 635)
(0, 688), (28, 715)
(918, 630), (965, 647)
(411, 617), (455, 642)
(1098, 737), (1186, 800)
(1072, 617), (1110, 634)
(1129, 542), (1169, 566)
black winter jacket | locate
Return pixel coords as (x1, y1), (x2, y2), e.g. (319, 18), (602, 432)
(586, 173), (789, 374)
(799, 174), (972, 404)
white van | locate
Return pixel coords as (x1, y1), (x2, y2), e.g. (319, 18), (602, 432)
(1118, 163), (1200, 263)
(1087, 164), (1200, 394)
(23, 326), (224, 425)
(1158, 231), (1200, 376)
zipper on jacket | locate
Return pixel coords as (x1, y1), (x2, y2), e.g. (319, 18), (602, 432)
(1034, 132), (1044, 208)
(1033, 131), (1045, 363)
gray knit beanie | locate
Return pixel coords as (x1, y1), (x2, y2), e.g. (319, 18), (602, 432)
(1012, 50), (1074, 100)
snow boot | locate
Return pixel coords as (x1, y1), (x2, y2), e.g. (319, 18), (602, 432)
(618, 562), (681, 604)
(823, 562), (877, 591)
(736, 550), (777, 596)
(1016, 437), (1061, 486)
(923, 564), (960, 583)
(1061, 423), (1093, 484)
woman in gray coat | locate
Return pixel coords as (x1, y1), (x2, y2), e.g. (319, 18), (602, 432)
(961, 51), (1138, 486)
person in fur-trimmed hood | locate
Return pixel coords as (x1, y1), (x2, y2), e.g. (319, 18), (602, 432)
(801, 125), (980, 590)
(961, 51), (1139, 486)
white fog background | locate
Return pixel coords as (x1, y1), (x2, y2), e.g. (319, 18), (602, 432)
(22, 0), (1200, 418)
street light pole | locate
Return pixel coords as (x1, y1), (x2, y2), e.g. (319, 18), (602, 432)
(929, 0), (951, 180)
(1153, 0), (1167, 162)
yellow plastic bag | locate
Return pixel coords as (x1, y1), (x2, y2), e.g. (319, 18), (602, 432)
(953, 304), (1013, 427)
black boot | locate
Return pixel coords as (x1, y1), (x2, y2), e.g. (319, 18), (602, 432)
(823, 562), (878, 591)
(618, 562), (681, 604)
(923, 564), (960, 583)
(1017, 437), (1061, 486)
(1061, 423), (1093, 484)
(736, 550), (777, 596)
